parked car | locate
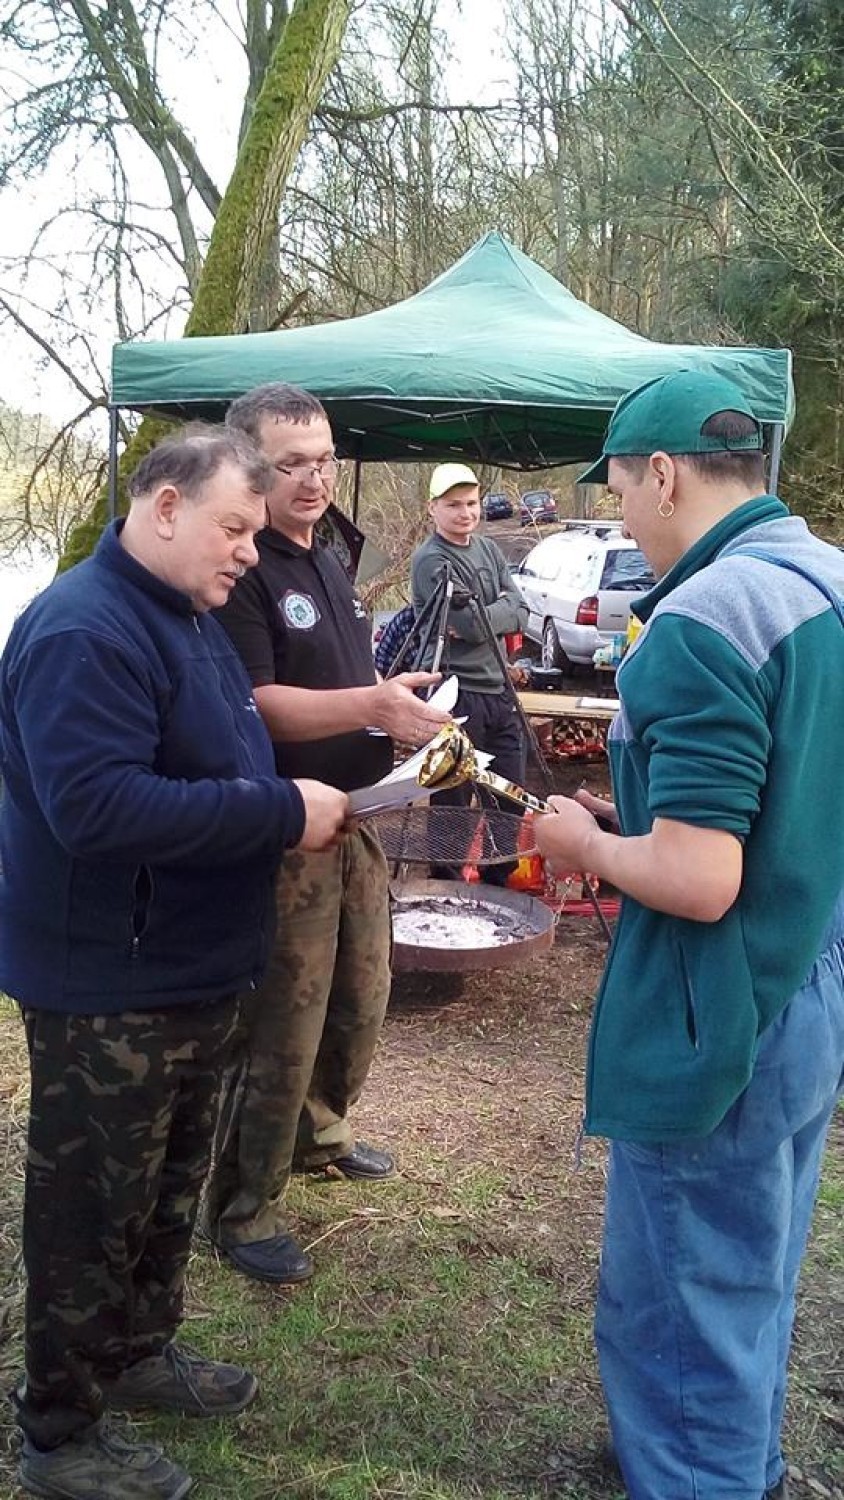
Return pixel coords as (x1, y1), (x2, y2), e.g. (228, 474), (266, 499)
(482, 491), (514, 520)
(512, 522), (655, 668)
(518, 489), (557, 527)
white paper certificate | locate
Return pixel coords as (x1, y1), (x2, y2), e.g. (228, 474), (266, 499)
(348, 720), (493, 817)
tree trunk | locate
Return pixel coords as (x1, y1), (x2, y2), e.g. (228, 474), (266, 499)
(188, 0), (350, 338)
(60, 0), (351, 570)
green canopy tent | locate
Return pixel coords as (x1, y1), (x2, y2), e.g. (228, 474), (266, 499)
(109, 230), (794, 502)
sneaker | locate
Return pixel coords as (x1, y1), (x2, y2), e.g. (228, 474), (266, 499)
(105, 1343), (257, 1418)
(19, 1420), (192, 1499)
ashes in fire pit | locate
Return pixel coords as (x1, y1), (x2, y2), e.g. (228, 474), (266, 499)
(390, 880), (556, 972)
(392, 895), (535, 949)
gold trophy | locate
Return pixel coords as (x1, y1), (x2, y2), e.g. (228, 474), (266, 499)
(419, 724), (551, 812)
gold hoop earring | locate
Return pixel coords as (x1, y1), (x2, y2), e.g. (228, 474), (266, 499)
(657, 496), (675, 520)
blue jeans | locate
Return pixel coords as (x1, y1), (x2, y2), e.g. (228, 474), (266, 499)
(596, 912), (844, 1500)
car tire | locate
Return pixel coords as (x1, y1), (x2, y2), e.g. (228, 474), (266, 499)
(541, 619), (568, 670)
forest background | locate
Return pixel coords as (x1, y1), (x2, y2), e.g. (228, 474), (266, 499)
(0, 0), (842, 603)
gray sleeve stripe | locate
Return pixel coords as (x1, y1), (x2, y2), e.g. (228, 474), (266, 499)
(652, 560), (832, 672)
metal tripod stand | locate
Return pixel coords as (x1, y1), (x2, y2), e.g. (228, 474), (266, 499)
(387, 562), (550, 788)
(387, 564), (613, 942)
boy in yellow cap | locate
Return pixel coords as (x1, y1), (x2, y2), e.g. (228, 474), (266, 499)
(411, 463), (528, 883)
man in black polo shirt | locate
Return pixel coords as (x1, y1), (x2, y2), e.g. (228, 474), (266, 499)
(202, 383), (448, 1285)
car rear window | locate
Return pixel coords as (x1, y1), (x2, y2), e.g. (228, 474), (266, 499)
(600, 549), (655, 591)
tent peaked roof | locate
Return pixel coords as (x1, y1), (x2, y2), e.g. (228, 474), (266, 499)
(111, 231), (793, 470)
(421, 233), (647, 344)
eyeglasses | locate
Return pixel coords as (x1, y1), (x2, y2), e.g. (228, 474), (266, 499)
(273, 458), (341, 482)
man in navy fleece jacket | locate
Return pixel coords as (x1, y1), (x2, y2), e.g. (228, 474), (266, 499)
(0, 426), (348, 1500)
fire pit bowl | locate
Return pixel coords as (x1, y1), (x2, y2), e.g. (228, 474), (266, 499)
(390, 878), (556, 972)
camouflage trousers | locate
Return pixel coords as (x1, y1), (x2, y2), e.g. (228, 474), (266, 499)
(15, 995), (239, 1449)
(203, 826), (391, 1246)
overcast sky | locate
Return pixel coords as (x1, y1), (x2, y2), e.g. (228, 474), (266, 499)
(1, 0), (512, 424)
(0, 1), (512, 632)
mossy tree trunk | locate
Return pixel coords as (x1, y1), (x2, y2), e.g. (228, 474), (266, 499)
(60, 0), (351, 571)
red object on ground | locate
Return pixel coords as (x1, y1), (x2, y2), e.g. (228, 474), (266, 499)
(557, 896), (621, 919)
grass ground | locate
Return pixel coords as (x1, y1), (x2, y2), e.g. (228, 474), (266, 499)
(0, 924), (841, 1499)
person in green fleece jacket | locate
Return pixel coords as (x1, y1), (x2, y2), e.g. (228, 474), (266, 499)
(535, 370), (844, 1500)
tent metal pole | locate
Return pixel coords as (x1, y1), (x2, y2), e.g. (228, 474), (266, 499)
(352, 451), (362, 523)
(107, 407), (119, 521)
(767, 423), (784, 493)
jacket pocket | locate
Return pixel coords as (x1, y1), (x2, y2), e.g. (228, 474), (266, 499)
(675, 936), (699, 1051)
(129, 864), (154, 957)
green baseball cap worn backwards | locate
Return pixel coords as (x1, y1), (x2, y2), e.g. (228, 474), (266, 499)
(578, 370), (763, 486)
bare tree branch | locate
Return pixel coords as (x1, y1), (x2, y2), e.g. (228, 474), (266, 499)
(0, 292), (103, 407)
(611, 0), (844, 274)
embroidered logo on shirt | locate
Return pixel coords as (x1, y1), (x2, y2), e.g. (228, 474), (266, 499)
(280, 590), (320, 630)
